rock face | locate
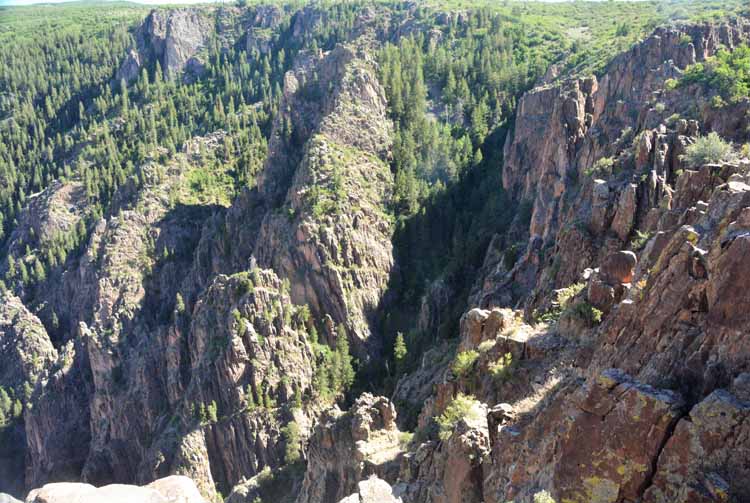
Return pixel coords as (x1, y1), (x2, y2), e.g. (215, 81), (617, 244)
(0, 294), (57, 497)
(253, 41), (394, 359)
(15, 9), (397, 501)
(296, 395), (404, 503)
(384, 18), (750, 503)
(554, 370), (684, 503)
(25, 476), (205, 503)
(475, 19), (750, 310)
(0, 293), (56, 397)
(6, 8), (750, 503)
(643, 378), (750, 503)
(117, 9), (213, 82)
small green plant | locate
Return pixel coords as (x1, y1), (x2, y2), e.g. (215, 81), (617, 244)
(568, 301), (603, 326)
(533, 282), (586, 324)
(654, 102), (666, 113)
(488, 352), (514, 383)
(398, 431), (414, 449)
(711, 95), (727, 109)
(682, 132), (736, 168)
(477, 339), (496, 353)
(631, 230), (652, 250)
(583, 156), (614, 177)
(207, 401), (218, 423)
(664, 78), (678, 91)
(436, 393), (483, 441)
(451, 350), (479, 378)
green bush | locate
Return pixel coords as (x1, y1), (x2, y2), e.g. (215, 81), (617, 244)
(567, 301), (603, 326)
(682, 132), (736, 168)
(583, 156), (615, 177)
(631, 230), (652, 250)
(451, 350), (479, 378)
(436, 393), (484, 441)
(681, 44), (750, 102)
(282, 421), (301, 463)
(488, 352), (514, 383)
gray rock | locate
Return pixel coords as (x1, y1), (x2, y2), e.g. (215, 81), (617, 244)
(25, 476), (205, 503)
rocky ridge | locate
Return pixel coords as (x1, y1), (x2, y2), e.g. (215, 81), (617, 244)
(3, 6), (750, 503)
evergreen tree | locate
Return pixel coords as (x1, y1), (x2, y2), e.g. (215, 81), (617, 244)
(394, 332), (408, 373)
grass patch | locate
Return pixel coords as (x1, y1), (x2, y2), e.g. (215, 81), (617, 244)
(436, 393), (484, 441)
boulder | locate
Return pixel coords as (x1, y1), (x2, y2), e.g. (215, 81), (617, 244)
(599, 250), (637, 284)
(337, 476), (402, 503)
(25, 476), (205, 503)
(587, 277), (616, 313)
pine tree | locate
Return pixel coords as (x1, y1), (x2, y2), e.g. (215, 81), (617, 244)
(207, 401), (218, 423)
(394, 332), (407, 374)
(335, 325), (355, 393)
(282, 421), (301, 464)
(0, 387), (10, 417)
(12, 399), (22, 419)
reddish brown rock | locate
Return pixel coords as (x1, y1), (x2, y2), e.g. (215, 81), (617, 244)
(599, 250), (637, 285)
(587, 277), (616, 313)
(706, 234), (750, 328)
(554, 370), (684, 503)
(643, 384), (750, 503)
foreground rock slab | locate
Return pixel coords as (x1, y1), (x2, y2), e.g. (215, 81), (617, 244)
(25, 476), (206, 503)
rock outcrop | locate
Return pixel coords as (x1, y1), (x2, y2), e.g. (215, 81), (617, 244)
(338, 476), (402, 503)
(117, 9), (214, 82)
(297, 394), (404, 503)
(475, 19), (750, 310)
(0, 294), (56, 497)
(25, 475), (205, 503)
(253, 41), (394, 359)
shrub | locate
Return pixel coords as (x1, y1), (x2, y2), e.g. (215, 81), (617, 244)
(567, 301), (603, 326)
(451, 350), (479, 378)
(631, 230), (652, 250)
(664, 78), (678, 91)
(477, 339), (496, 353)
(436, 393), (484, 440)
(488, 352), (514, 383)
(583, 156), (614, 177)
(533, 282), (586, 324)
(681, 44), (750, 102)
(682, 132), (736, 168)
(711, 95), (727, 109)
(282, 421), (301, 464)
(207, 401), (218, 423)
(398, 431), (414, 449)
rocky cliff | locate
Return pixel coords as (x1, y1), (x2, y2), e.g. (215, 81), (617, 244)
(379, 18), (750, 503)
(3, 5), (750, 503)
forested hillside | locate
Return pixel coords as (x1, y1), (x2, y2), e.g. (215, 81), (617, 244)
(1, 1), (750, 502)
